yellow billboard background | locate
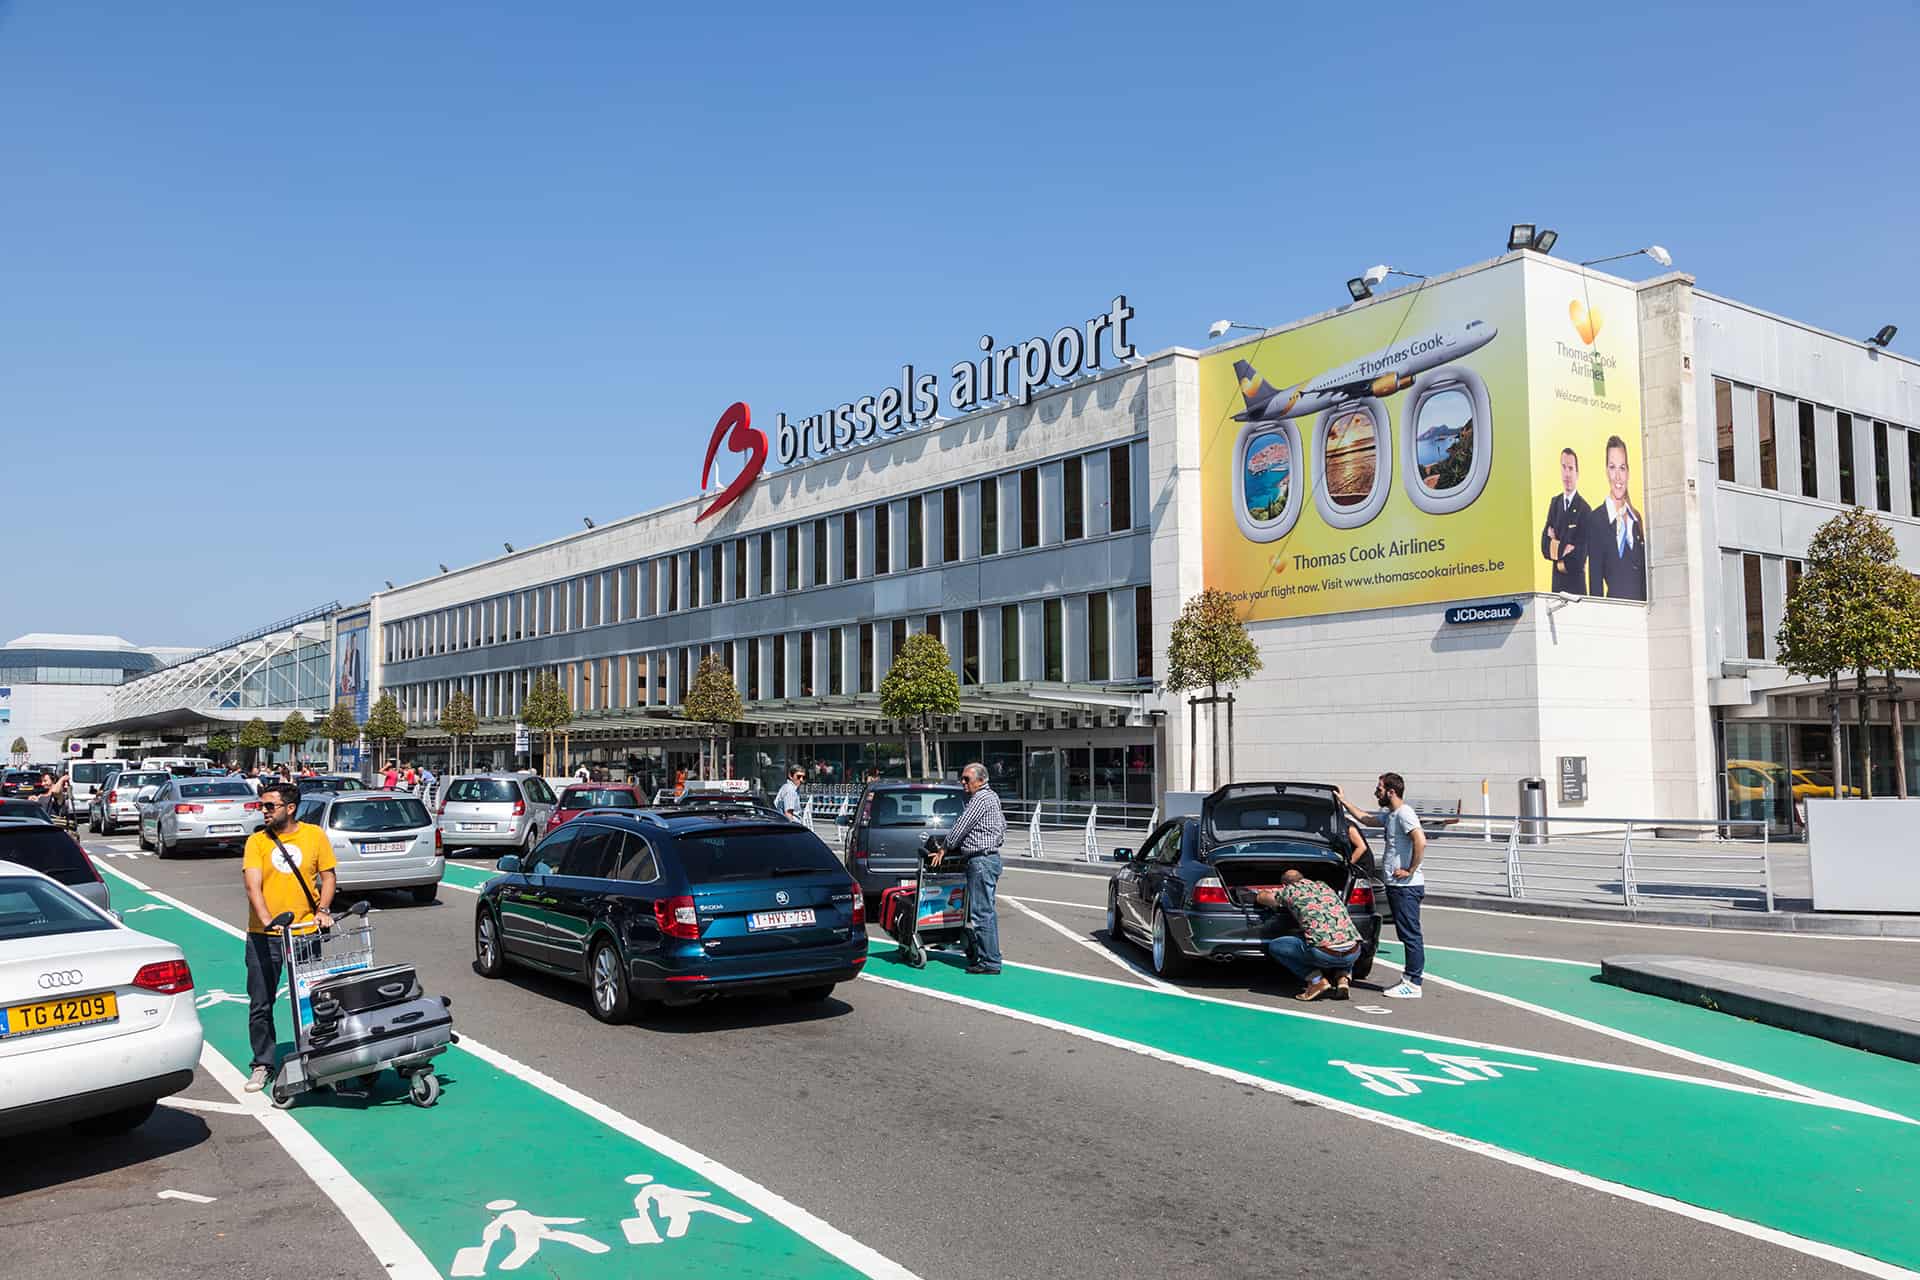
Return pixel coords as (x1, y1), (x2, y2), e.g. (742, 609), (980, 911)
(1197, 258), (1646, 620)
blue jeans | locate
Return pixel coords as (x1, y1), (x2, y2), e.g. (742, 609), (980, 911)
(963, 852), (1003, 970)
(1266, 935), (1359, 983)
(1386, 883), (1425, 984)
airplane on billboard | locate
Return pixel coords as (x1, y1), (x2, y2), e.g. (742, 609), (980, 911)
(1232, 319), (1498, 423)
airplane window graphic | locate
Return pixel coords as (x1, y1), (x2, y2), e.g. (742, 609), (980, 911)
(1231, 419), (1304, 543)
(1400, 367), (1494, 515)
(1413, 388), (1475, 491)
(1311, 399), (1392, 529)
(1244, 431), (1292, 520)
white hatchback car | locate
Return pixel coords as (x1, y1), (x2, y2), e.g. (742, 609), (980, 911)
(0, 862), (204, 1136)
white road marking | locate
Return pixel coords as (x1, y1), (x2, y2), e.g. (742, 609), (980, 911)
(998, 894), (1103, 910)
(162, 1096), (252, 1116)
(861, 937), (1908, 1123)
(859, 971), (1920, 1280)
(1361, 952), (1909, 1121)
(157, 1189), (218, 1204)
(1424, 943), (1599, 968)
(999, 895), (1177, 992)
(97, 861), (920, 1280)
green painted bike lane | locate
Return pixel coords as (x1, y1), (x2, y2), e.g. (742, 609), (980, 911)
(1376, 941), (1920, 1123)
(860, 942), (1920, 1273)
(105, 867), (910, 1280)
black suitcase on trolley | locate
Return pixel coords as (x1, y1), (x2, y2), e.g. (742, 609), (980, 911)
(309, 964), (420, 1021)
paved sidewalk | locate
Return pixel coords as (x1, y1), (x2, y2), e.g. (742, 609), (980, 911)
(1600, 954), (1920, 1062)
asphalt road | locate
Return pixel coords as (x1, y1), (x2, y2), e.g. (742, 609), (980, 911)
(17, 834), (1920, 1280)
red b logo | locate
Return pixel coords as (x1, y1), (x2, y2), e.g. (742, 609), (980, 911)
(696, 402), (767, 522)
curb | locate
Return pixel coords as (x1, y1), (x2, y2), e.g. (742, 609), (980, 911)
(995, 855), (1920, 938)
(1598, 955), (1920, 1063)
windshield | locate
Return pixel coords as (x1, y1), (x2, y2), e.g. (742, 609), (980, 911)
(561, 788), (640, 810)
(0, 877), (111, 940)
(447, 779), (518, 804)
(674, 829), (843, 882)
(1797, 770), (1836, 787)
(867, 790), (966, 827)
(178, 782), (254, 799)
(331, 798), (432, 833)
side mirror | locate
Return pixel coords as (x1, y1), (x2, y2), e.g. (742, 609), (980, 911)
(1111, 847), (1134, 862)
(496, 854), (522, 874)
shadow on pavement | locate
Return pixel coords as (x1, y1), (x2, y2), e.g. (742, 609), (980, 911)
(0, 1103), (211, 1197)
(489, 965), (855, 1033)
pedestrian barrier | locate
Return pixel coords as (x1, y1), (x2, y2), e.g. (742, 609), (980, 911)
(1424, 813), (1773, 912)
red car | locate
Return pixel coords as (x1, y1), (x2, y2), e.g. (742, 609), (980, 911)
(549, 783), (644, 828)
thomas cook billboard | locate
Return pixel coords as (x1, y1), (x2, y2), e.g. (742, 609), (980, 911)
(1198, 257), (1645, 620)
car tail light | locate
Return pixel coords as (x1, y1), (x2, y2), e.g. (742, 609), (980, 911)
(1190, 875), (1230, 907)
(653, 895), (700, 940)
(850, 890), (865, 927)
(434, 826), (443, 851)
(132, 959), (193, 994)
(243, 800), (262, 810)
(174, 803), (203, 815)
(1347, 882), (1375, 909)
(512, 799), (526, 817)
(106, 789), (117, 805)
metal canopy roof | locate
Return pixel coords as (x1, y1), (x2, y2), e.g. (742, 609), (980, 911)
(62, 618), (331, 738)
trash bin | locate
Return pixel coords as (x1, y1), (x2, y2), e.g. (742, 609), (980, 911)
(1518, 777), (1548, 846)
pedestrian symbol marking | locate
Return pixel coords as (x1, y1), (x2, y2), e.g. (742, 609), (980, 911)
(122, 903), (170, 913)
(621, 1172), (753, 1244)
(450, 1199), (609, 1275)
(194, 989), (250, 1010)
(1330, 1049), (1539, 1097)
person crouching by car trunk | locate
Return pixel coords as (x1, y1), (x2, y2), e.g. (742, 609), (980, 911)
(1255, 869), (1363, 1002)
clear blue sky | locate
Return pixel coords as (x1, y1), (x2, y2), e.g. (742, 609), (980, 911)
(5, 2), (1915, 647)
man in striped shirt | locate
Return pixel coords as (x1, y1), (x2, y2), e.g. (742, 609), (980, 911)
(930, 762), (1005, 974)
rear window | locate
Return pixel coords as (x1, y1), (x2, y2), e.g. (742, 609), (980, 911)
(673, 829), (844, 882)
(0, 800), (45, 818)
(0, 877), (112, 940)
(2, 772), (34, 785)
(868, 790), (965, 827)
(447, 779), (518, 804)
(116, 772), (170, 790)
(178, 782), (254, 799)
(0, 827), (94, 886)
(71, 763), (120, 785)
(523, 777), (557, 805)
(316, 778), (365, 792)
(561, 788), (640, 810)
(331, 798), (431, 833)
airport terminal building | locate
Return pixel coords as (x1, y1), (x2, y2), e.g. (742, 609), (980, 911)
(75, 250), (1913, 829)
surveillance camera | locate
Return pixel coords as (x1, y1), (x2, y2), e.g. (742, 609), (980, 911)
(1556, 591), (1579, 603)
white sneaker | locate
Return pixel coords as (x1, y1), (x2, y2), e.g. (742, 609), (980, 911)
(1383, 980), (1424, 999)
(245, 1066), (271, 1092)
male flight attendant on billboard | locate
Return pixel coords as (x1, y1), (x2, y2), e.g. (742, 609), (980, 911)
(1539, 448), (1592, 593)
(1585, 435), (1647, 600)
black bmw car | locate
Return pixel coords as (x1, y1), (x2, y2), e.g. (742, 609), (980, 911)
(472, 808), (867, 1022)
(1106, 782), (1383, 981)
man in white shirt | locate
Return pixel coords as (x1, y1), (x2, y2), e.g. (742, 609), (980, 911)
(773, 767), (805, 822)
(1339, 772), (1427, 999)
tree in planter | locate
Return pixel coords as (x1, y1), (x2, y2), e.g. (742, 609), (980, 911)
(440, 689), (479, 773)
(1880, 569), (1920, 799)
(8, 737), (27, 764)
(238, 717), (273, 771)
(880, 633), (960, 780)
(1165, 589), (1262, 789)
(683, 655), (744, 779)
(521, 671), (572, 774)
(319, 702), (360, 772)
(1779, 508), (1905, 797)
(278, 711), (312, 772)
(207, 732), (233, 767)
(364, 694), (407, 776)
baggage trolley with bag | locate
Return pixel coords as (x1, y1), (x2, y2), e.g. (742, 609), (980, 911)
(884, 834), (972, 968)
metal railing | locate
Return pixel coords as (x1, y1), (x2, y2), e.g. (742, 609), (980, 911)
(1424, 812), (1773, 912)
(801, 793), (1157, 863)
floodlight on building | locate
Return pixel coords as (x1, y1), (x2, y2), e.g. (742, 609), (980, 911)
(582, 517), (596, 529)
(1580, 244), (1673, 269)
(1207, 320), (1264, 340)
(438, 564), (449, 574)
(1531, 228), (1558, 254)
(1508, 223), (1536, 251)
(384, 580), (394, 590)
(1346, 277), (1372, 302)
(503, 542), (515, 553)
(1868, 325), (1898, 348)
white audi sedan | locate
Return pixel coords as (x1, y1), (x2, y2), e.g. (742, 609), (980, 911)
(0, 861), (204, 1137)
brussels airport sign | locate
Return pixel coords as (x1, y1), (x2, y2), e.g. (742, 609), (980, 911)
(696, 296), (1136, 523)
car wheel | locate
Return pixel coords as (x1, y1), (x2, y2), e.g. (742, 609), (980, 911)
(1106, 885), (1128, 945)
(101, 815), (115, 837)
(411, 883), (437, 906)
(473, 910), (506, 978)
(1350, 951), (1375, 982)
(137, 821), (153, 852)
(72, 1101), (156, 1136)
(588, 940), (631, 1024)
(1150, 907), (1189, 979)
(790, 984), (835, 1003)
(87, 811), (99, 834)
(156, 824), (174, 859)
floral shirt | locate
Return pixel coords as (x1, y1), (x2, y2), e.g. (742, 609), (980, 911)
(1276, 878), (1360, 952)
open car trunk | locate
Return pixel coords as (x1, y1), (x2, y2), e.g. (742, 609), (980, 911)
(1210, 850), (1349, 910)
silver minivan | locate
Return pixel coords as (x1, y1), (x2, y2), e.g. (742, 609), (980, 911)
(67, 759), (131, 825)
(294, 791), (444, 904)
(437, 773), (555, 855)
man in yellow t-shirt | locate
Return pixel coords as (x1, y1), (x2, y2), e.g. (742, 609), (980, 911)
(241, 782), (336, 1092)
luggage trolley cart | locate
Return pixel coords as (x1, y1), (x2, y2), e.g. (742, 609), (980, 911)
(268, 903), (454, 1109)
(885, 835), (972, 968)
